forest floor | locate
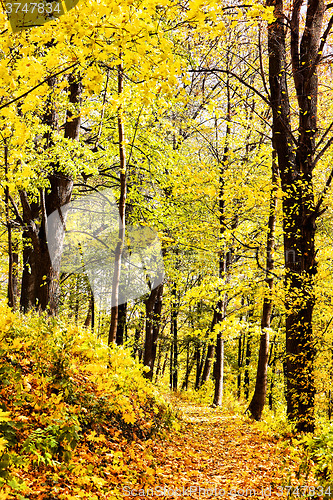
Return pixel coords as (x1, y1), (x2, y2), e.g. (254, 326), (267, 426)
(126, 401), (315, 500)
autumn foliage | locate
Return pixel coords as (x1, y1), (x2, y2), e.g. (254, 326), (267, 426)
(0, 302), (176, 499)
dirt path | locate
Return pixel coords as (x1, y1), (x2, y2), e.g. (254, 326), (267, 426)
(126, 404), (306, 499)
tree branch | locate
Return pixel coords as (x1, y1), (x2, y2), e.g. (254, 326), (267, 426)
(0, 60), (80, 112)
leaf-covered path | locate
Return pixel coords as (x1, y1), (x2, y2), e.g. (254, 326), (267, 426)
(127, 403), (303, 499)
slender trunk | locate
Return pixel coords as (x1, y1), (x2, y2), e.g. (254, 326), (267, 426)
(268, 349), (276, 411)
(154, 343), (163, 382)
(171, 284), (178, 391)
(12, 249), (18, 305)
(152, 285), (163, 368)
(201, 344), (215, 385)
(109, 60), (127, 344)
(195, 343), (201, 390)
(183, 342), (190, 390)
(182, 348), (196, 390)
(161, 352), (168, 378)
(20, 230), (37, 312)
(5, 143), (15, 309)
(213, 72), (232, 406)
(237, 333), (242, 399)
(244, 331), (252, 401)
(248, 150), (278, 419)
(201, 311), (218, 386)
(116, 302), (127, 345)
(84, 288), (94, 330)
(169, 341), (173, 389)
(213, 332), (224, 406)
(237, 298), (246, 398)
(195, 344), (206, 390)
(133, 314), (143, 358)
(143, 283), (163, 379)
(172, 313), (178, 391)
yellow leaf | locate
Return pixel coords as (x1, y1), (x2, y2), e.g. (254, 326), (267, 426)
(123, 412), (136, 424)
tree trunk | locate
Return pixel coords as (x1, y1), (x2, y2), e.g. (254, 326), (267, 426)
(172, 313), (178, 391)
(201, 310), (218, 386)
(161, 351), (168, 378)
(268, 342), (276, 411)
(143, 283), (163, 379)
(152, 285), (163, 368)
(244, 330), (252, 401)
(109, 61), (127, 344)
(183, 342), (190, 390)
(84, 287), (94, 331)
(201, 344), (215, 386)
(237, 298), (246, 399)
(133, 314), (143, 358)
(154, 342), (163, 382)
(19, 74), (80, 314)
(237, 333), (243, 399)
(182, 348), (196, 390)
(248, 150), (278, 419)
(20, 229), (37, 312)
(266, 0), (325, 432)
(169, 341), (173, 389)
(116, 302), (127, 345)
(195, 343), (203, 390)
(213, 333), (224, 406)
(213, 68), (233, 406)
(5, 143), (16, 310)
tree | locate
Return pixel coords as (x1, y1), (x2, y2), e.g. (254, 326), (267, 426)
(266, 0), (330, 432)
(248, 149), (278, 419)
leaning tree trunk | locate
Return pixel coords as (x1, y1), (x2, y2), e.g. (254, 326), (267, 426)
(266, 0), (325, 432)
(248, 150), (278, 420)
(201, 343), (215, 386)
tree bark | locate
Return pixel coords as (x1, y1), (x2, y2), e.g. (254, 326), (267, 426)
(248, 150), (278, 419)
(169, 341), (173, 389)
(201, 310), (218, 386)
(266, 0), (325, 432)
(237, 333), (243, 399)
(84, 287), (95, 331)
(116, 302), (127, 345)
(213, 75), (232, 406)
(268, 340), (276, 411)
(143, 283), (163, 379)
(195, 343), (203, 390)
(5, 142), (16, 310)
(133, 313), (143, 358)
(213, 333), (224, 405)
(244, 330), (252, 401)
(19, 73), (80, 314)
(172, 312), (178, 391)
(109, 61), (127, 343)
(201, 344), (215, 386)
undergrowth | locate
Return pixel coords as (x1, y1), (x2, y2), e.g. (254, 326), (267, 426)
(0, 302), (177, 499)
